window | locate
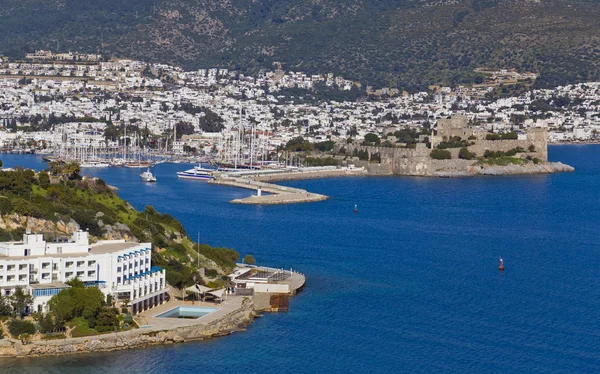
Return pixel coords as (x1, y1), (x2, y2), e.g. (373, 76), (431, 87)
(77, 261), (85, 268)
(66, 262), (73, 268)
(117, 267), (122, 273)
(32, 288), (63, 297)
(18, 275), (26, 281)
(87, 270), (95, 277)
(19, 264), (27, 271)
(7, 265), (15, 272)
(0, 265), (4, 270)
(76, 271), (84, 277)
(88, 260), (96, 267)
(0, 276), (3, 281)
(42, 263), (50, 270)
(117, 277), (121, 284)
(65, 272), (73, 278)
(53, 263), (58, 271)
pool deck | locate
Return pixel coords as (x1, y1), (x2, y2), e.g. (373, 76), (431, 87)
(136, 295), (245, 331)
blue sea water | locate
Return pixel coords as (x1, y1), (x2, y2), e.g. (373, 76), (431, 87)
(2, 145), (600, 373)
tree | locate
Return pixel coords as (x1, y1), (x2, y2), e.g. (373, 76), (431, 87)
(48, 282), (104, 323)
(10, 287), (34, 318)
(0, 294), (12, 316)
(243, 254), (256, 265)
(38, 171), (50, 188)
(363, 133), (381, 145)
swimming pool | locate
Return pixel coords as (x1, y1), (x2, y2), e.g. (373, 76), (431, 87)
(156, 306), (219, 319)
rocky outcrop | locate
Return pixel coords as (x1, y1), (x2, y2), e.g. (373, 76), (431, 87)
(0, 213), (136, 241)
(0, 214), (80, 235)
(434, 162), (575, 177)
(0, 299), (254, 358)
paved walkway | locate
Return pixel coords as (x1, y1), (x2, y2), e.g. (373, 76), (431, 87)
(137, 295), (244, 331)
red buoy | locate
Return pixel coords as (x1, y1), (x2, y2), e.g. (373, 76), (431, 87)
(498, 257), (505, 271)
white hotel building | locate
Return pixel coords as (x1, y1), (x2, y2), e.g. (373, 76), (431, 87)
(0, 230), (168, 315)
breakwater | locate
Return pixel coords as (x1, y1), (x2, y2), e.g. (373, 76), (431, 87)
(209, 167), (366, 204)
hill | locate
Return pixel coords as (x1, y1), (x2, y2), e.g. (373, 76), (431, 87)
(0, 164), (239, 290)
(1, 0), (600, 90)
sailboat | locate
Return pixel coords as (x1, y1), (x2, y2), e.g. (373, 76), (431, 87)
(140, 168), (157, 183)
(353, 204), (358, 214)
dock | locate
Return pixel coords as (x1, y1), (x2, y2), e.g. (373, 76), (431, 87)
(208, 166), (366, 205)
(209, 176), (328, 204)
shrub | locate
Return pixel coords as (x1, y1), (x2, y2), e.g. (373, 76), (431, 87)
(528, 144), (536, 152)
(8, 319), (36, 337)
(243, 254), (256, 265)
(0, 197), (13, 215)
(485, 132), (518, 140)
(458, 147), (476, 160)
(430, 149), (452, 160)
(38, 172), (50, 188)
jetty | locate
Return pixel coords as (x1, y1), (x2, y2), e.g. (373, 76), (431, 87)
(208, 166), (366, 205)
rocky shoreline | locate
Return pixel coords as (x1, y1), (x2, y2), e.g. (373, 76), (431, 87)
(0, 298), (255, 358)
(433, 162), (575, 178)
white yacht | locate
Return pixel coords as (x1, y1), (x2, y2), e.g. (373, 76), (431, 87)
(176, 164), (214, 180)
(140, 168), (157, 182)
(80, 161), (111, 168)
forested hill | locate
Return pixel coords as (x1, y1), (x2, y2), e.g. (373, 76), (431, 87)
(2, 0), (600, 90)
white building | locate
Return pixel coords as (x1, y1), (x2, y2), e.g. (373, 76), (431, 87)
(0, 230), (168, 314)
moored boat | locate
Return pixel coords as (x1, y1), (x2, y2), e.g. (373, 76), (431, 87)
(177, 164), (215, 180)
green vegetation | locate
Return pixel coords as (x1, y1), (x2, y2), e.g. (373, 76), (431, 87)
(7, 319), (35, 337)
(304, 157), (339, 167)
(485, 132), (518, 141)
(430, 149), (452, 160)
(362, 133), (381, 146)
(284, 137), (313, 152)
(352, 149), (370, 161)
(458, 147), (476, 160)
(243, 254), (256, 265)
(0, 167), (239, 293)
(437, 136), (472, 149)
(479, 156), (526, 166)
(314, 141), (335, 152)
(3, 0), (600, 90)
(478, 147), (533, 166)
(44, 279), (128, 336)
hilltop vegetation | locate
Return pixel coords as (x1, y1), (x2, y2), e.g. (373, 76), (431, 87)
(0, 164), (239, 289)
(1, 0), (600, 91)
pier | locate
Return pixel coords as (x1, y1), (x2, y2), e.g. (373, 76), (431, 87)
(209, 176), (328, 205)
(208, 166), (366, 205)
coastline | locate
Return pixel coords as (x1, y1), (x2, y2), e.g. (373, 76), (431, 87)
(206, 161), (574, 205)
(0, 266), (305, 359)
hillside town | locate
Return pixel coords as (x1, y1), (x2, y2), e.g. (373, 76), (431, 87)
(0, 51), (598, 157)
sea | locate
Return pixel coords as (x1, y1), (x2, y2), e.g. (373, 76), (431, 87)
(2, 145), (600, 373)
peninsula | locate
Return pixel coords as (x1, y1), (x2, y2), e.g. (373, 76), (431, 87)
(0, 166), (304, 358)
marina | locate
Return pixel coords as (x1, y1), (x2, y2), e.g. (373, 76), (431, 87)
(0, 147), (599, 373)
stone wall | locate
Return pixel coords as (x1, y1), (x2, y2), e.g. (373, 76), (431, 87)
(0, 298), (255, 358)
